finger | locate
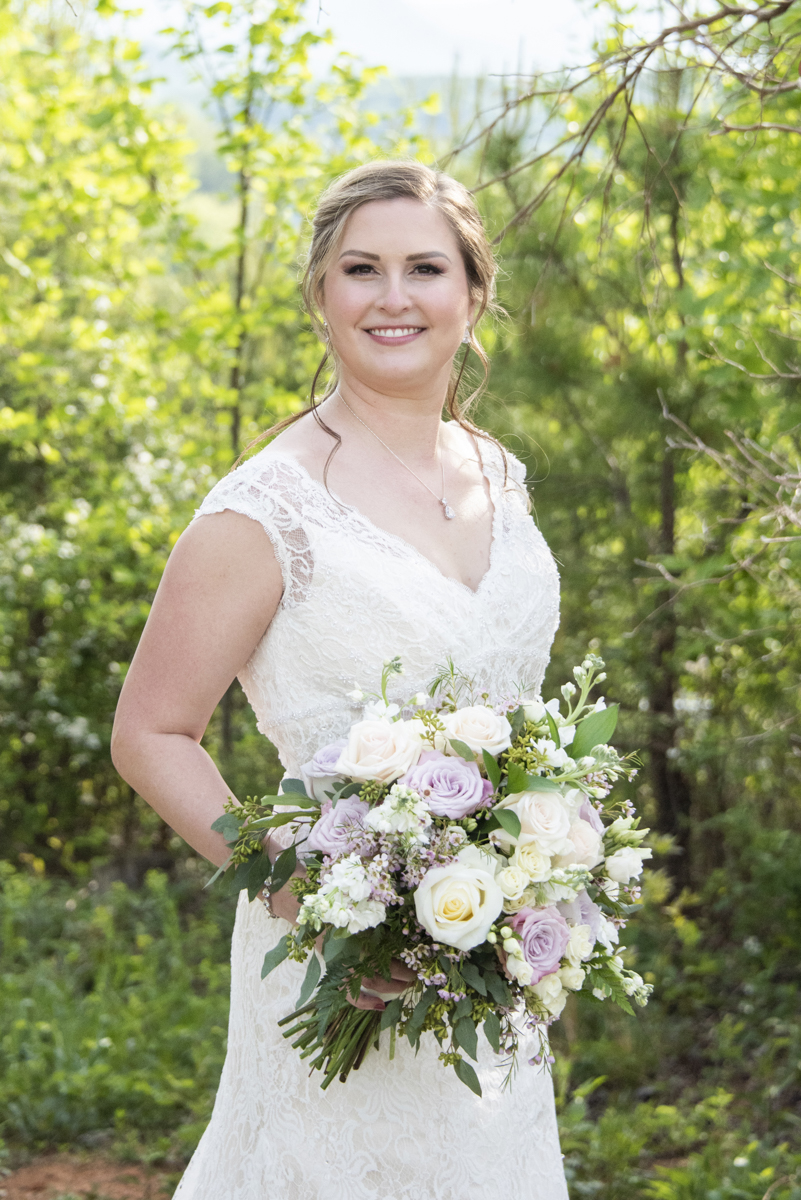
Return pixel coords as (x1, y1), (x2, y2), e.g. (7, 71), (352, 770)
(361, 975), (406, 995)
(347, 990), (385, 1011)
(389, 961), (417, 983)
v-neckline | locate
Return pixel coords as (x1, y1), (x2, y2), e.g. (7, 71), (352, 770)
(263, 446), (503, 598)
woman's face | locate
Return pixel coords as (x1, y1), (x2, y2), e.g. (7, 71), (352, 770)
(320, 197), (474, 398)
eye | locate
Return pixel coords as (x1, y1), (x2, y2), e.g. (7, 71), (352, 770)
(343, 263), (376, 276)
(412, 263), (444, 276)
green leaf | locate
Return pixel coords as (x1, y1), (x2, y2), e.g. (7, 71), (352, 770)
(494, 809), (522, 840)
(509, 706), (526, 738)
(271, 794), (318, 808)
(453, 996), (472, 1020)
(296, 952), (321, 1008)
(406, 986), (438, 1039)
(484, 971), (513, 1006)
(210, 813), (241, 841)
(454, 1016), (478, 1061)
(379, 998), (402, 1030)
(246, 851), (272, 902)
(280, 778), (309, 796)
(506, 761), (528, 795)
(203, 853), (232, 890)
(545, 708), (561, 744)
(459, 961), (487, 996)
(323, 932), (359, 964)
(454, 1057), (482, 1096)
(227, 860), (252, 897)
(268, 843), (296, 894)
(523, 775), (562, 792)
(484, 1011), (501, 1053)
(261, 935), (289, 979)
(448, 737), (475, 762)
(336, 782), (363, 799)
(482, 748), (501, 788)
(571, 704), (619, 759)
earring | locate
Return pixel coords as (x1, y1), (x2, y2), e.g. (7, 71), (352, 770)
(462, 325), (471, 345)
(322, 319), (329, 342)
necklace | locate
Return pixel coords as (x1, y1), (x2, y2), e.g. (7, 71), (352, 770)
(334, 390), (456, 520)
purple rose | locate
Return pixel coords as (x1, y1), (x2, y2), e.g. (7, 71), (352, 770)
(306, 794), (370, 857)
(399, 749), (493, 820)
(301, 738), (347, 802)
(558, 888), (603, 940)
(508, 905), (570, 985)
(579, 798), (605, 835)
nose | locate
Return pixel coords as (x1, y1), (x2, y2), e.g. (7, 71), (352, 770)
(375, 267), (413, 315)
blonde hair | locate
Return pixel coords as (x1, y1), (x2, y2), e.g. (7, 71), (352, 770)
(241, 160), (501, 472)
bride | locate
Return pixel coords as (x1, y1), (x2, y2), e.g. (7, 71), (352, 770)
(112, 160), (568, 1199)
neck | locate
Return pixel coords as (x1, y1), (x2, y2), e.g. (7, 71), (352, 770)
(324, 376), (447, 463)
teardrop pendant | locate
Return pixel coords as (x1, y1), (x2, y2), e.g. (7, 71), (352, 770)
(443, 501), (456, 520)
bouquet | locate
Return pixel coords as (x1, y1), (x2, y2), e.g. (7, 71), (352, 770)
(210, 653), (652, 1095)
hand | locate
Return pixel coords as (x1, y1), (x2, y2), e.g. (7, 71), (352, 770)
(347, 958), (417, 1012)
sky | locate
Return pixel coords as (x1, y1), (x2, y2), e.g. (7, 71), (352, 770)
(130, 0), (611, 80)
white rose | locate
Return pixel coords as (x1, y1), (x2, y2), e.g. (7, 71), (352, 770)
(596, 916), (620, 951)
(458, 843), (502, 873)
(505, 954), (534, 986)
(566, 923), (594, 965)
(441, 706), (512, 757)
(336, 718), (424, 783)
(531, 971), (568, 1018)
(511, 837), (552, 882)
(496, 865), (530, 900)
(523, 698), (546, 724)
(497, 790), (572, 853)
(502, 885), (539, 915)
(553, 819), (604, 869)
(558, 964), (585, 991)
(605, 846), (652, 883)
(414, 860), (504, 952)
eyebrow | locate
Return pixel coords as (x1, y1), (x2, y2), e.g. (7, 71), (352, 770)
(337, 249), (452, 263)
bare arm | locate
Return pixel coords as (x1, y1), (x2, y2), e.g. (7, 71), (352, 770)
(111, 510), (283, 869)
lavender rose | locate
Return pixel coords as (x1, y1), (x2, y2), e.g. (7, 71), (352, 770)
(508, 905), (571, 985)
(557, 888), (604, 940)
(399, 750), (493, 819)
(300, 739), (347, 803)
(579, 798), (605, 835)
(306, 794), (370, 857)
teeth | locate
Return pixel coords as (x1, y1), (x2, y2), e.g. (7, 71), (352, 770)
(369, 327), (422, 338)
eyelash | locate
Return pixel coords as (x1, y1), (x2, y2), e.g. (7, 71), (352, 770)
(343, 263), (444, 277)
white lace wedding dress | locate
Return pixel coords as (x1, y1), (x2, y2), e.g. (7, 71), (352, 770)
(173, 437), (569, 1200)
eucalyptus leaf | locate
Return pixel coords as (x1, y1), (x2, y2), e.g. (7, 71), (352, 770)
(454, 1057), (482, 1097)
(482, 748), (501, 788)
(203, 853), (232, 890)
(453, 996), (473, 1021)
(448, 737), (475, 762)
(459, 961), (487, 996)
(494, 808), (522, 840)
(280, 778), (309, 796)
(296, 952), (322, 1008)
(210, 813), (242, 841)
(484, 971), (513, 1007)
(406, 986), (438, 1039)
(524, 774), (563, 792)
(483, 1011), (501, 1053)
(271, 794), (318, 809)
(379, 998), (402, 1030)
(454, 1016), (478, 1061)
(246, 852), (272, 902)
(261, 935), (289, 979)
(506, 761), (528, 795)
(268, 843), (297, 894)
(509, 706), (526, 739)
(545, 708), (561, 745)
(571, 704), (619, 759)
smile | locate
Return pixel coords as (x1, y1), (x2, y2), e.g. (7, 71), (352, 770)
(365, 326), (425, 342)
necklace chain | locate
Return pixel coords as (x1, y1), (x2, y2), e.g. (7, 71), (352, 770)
(334, 390), (456, 520)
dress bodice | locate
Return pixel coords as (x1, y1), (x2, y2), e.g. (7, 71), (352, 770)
(192, 437), (560, 774)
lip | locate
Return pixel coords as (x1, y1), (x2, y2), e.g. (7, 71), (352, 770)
(363, 325), (425, 346)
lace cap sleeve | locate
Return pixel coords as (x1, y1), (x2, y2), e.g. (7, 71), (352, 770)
(191, 453), (313, 607)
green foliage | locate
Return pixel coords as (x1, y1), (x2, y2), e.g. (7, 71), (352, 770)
(0, 864), (233, 1152)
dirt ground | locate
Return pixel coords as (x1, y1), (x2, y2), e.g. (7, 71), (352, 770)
(0, 1155), (173, 1200)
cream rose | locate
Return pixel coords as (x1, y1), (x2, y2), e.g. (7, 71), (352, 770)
(558, 964), (586, 991)
(496, 790), (572, 854)
(553, 819), (604, 869)
(531, 971), (568, 1018)
(336, 718), (423, 783)
(565, 923), (594, 965)
(497, 865), (530, 901)
(511, 837), (553, 882)
(441, 706), (512, 758)
(414, 859), (504, 951)
(502, 885), (540, 915)
(605, 846), (652, 883)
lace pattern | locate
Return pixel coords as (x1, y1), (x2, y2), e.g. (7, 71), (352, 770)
(175, 439), (568, 1199)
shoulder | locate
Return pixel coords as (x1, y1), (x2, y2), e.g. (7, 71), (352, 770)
(449, 423), (529, 505)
